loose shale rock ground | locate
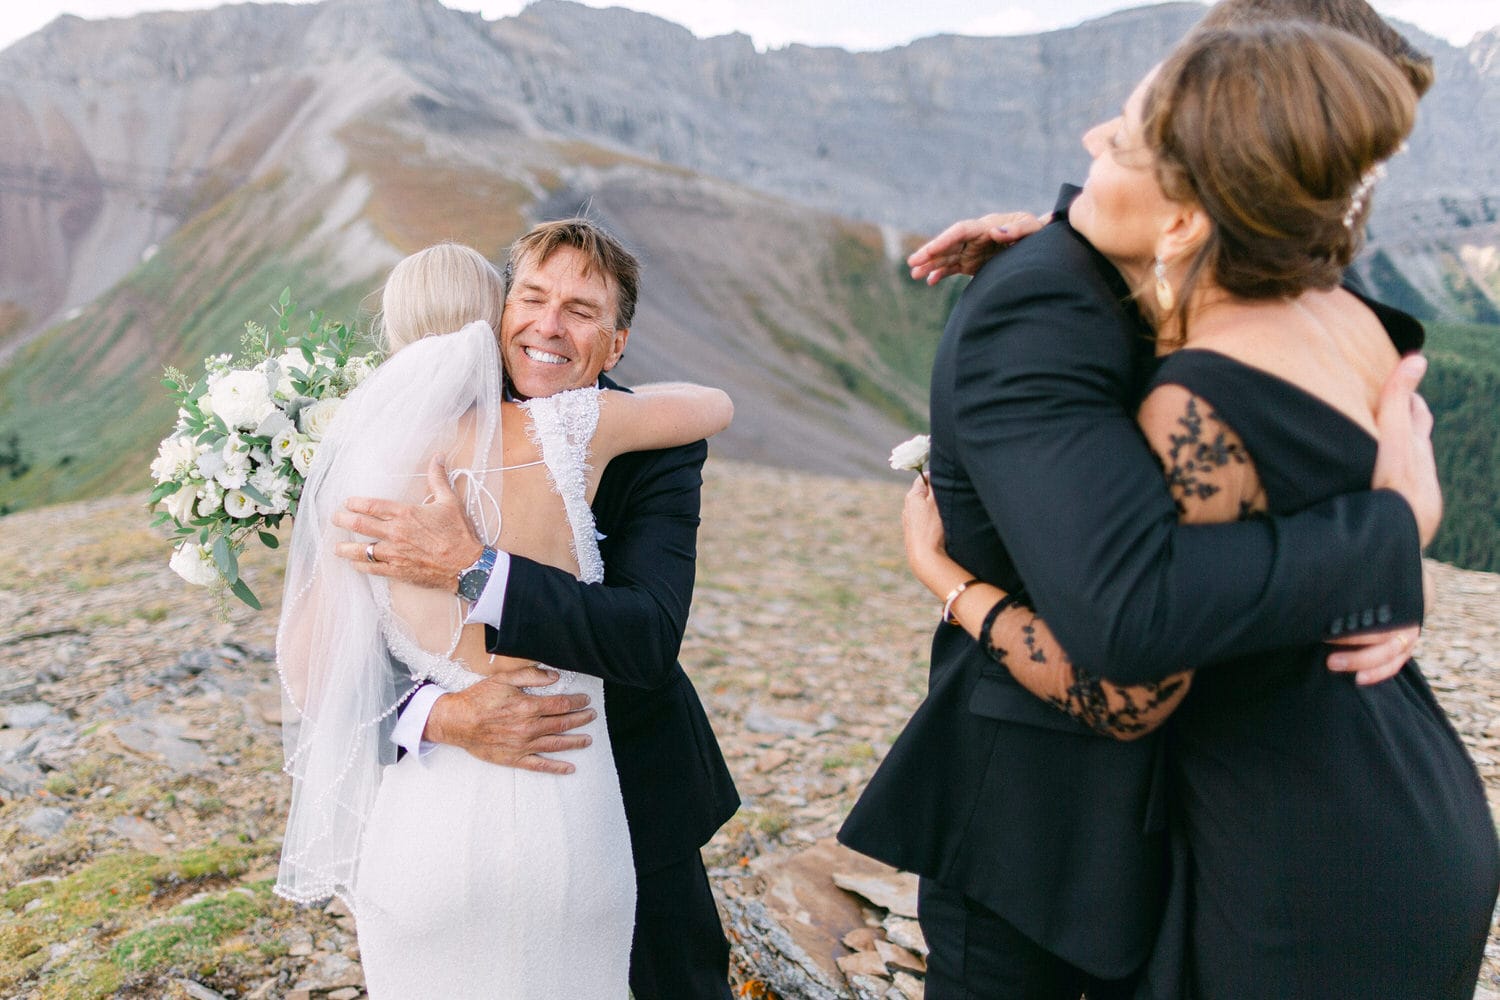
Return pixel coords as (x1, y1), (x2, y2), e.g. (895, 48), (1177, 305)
(0, 459), (1496, 999)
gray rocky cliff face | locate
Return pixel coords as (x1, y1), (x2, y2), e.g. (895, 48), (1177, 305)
(0, 0), (1497, 368)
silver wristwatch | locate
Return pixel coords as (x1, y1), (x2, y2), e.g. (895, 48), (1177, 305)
(456, 546), (497, 602)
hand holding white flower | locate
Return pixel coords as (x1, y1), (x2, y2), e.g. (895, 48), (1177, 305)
(890, 434), (931, 473)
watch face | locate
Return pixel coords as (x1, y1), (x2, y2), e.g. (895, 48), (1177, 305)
(457, 569), (488, 602)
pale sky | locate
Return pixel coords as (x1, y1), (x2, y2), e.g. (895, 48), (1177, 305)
(0, 0), (1495, 55)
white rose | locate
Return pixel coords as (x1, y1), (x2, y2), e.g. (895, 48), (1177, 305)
(163, 483), (198, 523)
(150, 435), (198, 483)
(889, 434), (931, 473)
(169, 542), (219, 586)
(223, 489), (257, 519)
(291, 441), (318, 476)
(207, 369), (276, 430)
(299, 397), (342, 441)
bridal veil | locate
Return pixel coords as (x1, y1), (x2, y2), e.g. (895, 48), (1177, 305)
(273, 321), (503, 906)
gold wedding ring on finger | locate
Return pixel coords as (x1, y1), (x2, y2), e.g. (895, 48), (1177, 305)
(365, 543), (378, 564)
(1396, 634), (1410, 652)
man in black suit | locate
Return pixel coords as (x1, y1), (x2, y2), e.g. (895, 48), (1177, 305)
(334, 219), (738, 999)
(838, 187), (1435, 998)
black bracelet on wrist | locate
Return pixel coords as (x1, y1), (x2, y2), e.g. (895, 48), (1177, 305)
(979, 588), (1029, 664)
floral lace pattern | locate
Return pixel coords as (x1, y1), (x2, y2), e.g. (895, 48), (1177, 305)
(520, 387), (605, 586)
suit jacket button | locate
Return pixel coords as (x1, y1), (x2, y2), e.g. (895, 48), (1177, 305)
(1377, 604), (1393, 624)
(1346, 612), (1361, 633)
(1329, 618), (1344, 636)
(1361, 608), (1375, 628)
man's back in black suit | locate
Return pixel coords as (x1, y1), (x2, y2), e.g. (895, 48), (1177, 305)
(840, 188), (1424, 989)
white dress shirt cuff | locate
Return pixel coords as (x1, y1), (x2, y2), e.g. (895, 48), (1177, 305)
(390, 684), (445, 760)
(465, 549), (512, 627)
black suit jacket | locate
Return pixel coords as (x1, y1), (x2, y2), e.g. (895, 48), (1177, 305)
(839, 188), (1424, 976)
(486, 374), (739, 874)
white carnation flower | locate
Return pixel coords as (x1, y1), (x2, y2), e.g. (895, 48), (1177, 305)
(291, 441), (318, 476)
(196, 449), (227, 482)
(197, 483), (224, 517)
(223, 489), (257, 519)
(215, 436), (251, 490)
(299, 397), (342, 441)
(207, 368), (276, 430)
(889, 434), (931, 473)
(250, 467), (291, 514)
(163, 483), (198, 523)
(169, 542), (219, 586)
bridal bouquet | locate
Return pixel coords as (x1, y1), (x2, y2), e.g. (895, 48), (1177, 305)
(149, 289), (378, 608)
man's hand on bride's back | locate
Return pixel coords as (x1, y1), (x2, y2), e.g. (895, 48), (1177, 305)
(332, 456), (484, 591)
(426, 667), (596, 775)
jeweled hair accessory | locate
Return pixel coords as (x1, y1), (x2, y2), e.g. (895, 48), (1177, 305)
(1342, 141), (1409, 232)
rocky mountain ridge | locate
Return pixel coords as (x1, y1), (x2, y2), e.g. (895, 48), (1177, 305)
(0, 0), (1496, 509)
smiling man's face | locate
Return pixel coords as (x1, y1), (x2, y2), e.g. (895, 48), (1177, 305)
(500, 246), (629, 399)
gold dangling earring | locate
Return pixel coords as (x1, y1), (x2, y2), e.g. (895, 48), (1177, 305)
(1154, 257), (1175, 313)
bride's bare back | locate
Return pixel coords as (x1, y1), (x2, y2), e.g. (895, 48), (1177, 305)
(393, 383), (732, 678)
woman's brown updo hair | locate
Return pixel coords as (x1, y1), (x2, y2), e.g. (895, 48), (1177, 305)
(1141, 21), (1417, 339)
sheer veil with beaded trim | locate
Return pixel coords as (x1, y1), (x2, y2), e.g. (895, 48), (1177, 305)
(273, 321), (503, 907)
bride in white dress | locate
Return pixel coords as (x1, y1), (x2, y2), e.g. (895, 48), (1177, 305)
(271, 244), (732, 998)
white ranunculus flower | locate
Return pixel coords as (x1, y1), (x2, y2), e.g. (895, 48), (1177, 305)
(150, 435), (198, 483)
(169, 542), (219, 586)
(889, 434), (931, 473)
(223, 489), (257, 519)
(207, 369), (276, 430)
(291, 441), (318, 476)
(299, 397), (342, 441)
(163, 482), (198, 523)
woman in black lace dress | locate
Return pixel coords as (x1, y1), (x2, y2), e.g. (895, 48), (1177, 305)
(902, 23), (1499, 999)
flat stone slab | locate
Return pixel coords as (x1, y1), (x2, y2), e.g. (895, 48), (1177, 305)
(832, 869), (920, 919)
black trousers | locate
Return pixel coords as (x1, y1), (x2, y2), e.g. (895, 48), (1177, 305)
(919, 878), (1141, 1000)
(629, 851), (732, 1000)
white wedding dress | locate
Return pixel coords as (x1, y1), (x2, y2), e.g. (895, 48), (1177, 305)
(274, 324), (633, 1000)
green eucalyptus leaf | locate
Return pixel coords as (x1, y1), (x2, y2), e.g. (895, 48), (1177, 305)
(229, 577), (262, 610)
(239, 482), (271, 506)
(211, 535), (239, 584)
(258, 530), (280, 549)
(149, 480), (182, 504)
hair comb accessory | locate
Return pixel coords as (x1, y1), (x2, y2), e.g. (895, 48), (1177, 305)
(1343, 141), (1409, 232)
